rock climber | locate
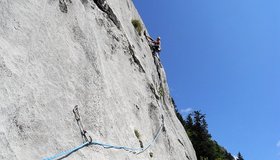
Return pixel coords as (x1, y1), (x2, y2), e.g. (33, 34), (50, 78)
(144, 31), (161, 54)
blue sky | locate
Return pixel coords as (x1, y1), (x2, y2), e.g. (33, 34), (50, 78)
(134, 0), (280, 160)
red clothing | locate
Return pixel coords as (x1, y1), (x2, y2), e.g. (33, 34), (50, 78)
(153, 40), (160, 46)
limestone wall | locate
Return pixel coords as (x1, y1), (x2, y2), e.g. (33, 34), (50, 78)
(0, 0), (197, 160)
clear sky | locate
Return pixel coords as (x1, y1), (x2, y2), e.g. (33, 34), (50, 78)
(133, 0), (280, 160)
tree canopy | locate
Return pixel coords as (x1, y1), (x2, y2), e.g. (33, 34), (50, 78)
(172, 98), (237, 160)
(237, 152), (244, 160)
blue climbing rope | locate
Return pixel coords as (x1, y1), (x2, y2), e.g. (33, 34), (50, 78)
(43, 141), (90, 160)
(138, 123), (163, 154)
(42, 124), (163, 160)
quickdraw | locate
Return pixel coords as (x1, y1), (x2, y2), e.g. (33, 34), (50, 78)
(73, 105), (92, 143)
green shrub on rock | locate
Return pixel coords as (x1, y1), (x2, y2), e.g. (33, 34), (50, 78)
(131, 19), (143, 36)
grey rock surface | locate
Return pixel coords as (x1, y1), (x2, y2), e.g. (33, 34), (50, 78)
(0, 0), (197, 160)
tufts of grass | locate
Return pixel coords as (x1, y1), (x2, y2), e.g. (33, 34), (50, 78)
(158, 86), (164, 97)
(131, 19), (143, 36)
(134, 129), (141, 139)
(134, 129), (144, 148)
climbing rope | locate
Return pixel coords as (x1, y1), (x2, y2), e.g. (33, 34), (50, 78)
(43, 124), (163, 160)
(43, 142), (90, 160)
(42, 105), (164, 160)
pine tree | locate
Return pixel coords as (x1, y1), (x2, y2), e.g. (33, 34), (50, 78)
(186, 114), (193, 129)
(171, 97), (236, 160)
(237, 152), (244, 160)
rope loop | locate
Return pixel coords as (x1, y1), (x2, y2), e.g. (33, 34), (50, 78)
(42, 104), (164, 160)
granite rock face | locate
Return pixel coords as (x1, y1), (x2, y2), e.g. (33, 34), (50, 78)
(0, 0), (197, 160)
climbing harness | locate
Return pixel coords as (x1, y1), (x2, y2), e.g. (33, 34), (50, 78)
(42, 105), (164, 160)
(73, 105), (92, 143)
(144, 30), (161, 54)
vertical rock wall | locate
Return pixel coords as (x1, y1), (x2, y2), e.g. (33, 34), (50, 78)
(0, 0), (197, 160)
